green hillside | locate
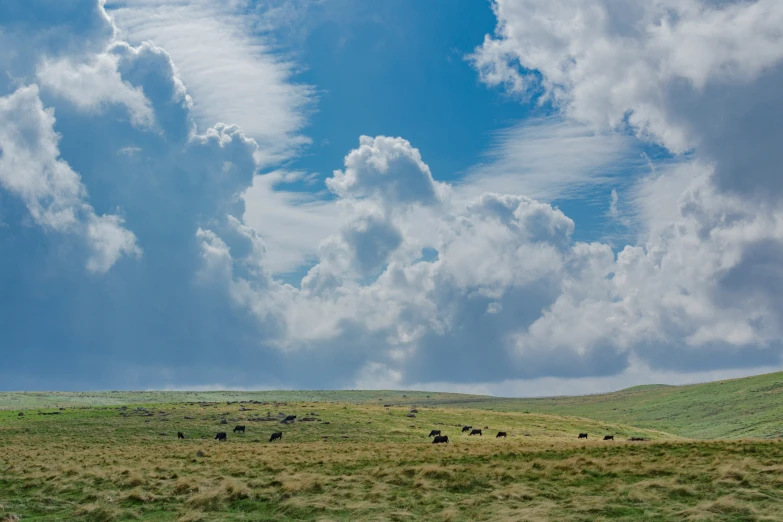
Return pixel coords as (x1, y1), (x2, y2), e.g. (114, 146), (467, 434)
(0, 389), (485, 410)
(440, 371), (783, 439)
(2, 370), (782, 439)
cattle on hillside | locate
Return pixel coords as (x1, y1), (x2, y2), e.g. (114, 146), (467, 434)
(177, 432), (185, 439)
(578, 433), (588, 439)
(496, 431), (507, 438)
(461, 426), (472, 433)
(270, 432), (283, 442)
(432, 435), (449, 444)
(428, 430), (441, 437)
(215, 432), (227, 441)
(469, 429), (482, 436)
(603, 435), (614, 441)
(233, 425), (246, 433)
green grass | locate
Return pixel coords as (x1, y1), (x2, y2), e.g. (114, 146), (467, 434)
(437, 371), (783, 439)
(0, 390), (485, 410)
(3, 371), (783, 521)
(3, 370), (782, 439)
(3, 399), (783, 521)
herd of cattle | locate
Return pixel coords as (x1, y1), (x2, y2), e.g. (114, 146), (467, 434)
(175, 424), (641, 444)
(205, 426), (284, 442)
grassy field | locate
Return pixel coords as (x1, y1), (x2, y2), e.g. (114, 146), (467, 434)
(0, 390), (483, 410)
(2, 372), (783, 520)
(1, 399), (782, 521)
(3, 371), (782, 440)
(439, 371), (783, 439)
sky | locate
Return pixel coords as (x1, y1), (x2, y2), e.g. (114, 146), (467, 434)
(2, 0), (783, 396)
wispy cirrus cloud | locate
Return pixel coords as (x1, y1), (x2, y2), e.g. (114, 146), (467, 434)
(106, 0), (315, 166)
(453, 118), (645, 206)
(242, 170), (339, 275)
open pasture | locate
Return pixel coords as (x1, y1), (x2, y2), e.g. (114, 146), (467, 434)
(1, 400), (782, 521)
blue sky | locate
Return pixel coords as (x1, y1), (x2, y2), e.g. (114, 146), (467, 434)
(2, 0), (783, 395)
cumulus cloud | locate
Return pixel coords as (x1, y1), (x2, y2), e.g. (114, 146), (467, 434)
(0, 5), (289, 389)
(3, 0), (783, 393)
(0, 0), (115, 95)
(451, 0), (783, 377)
(0, 85), (140, 272)
(327, 135), (449, 207)
(470, 0), (783, 195)
(37, 51), (156, 128)
(107, 0), (315, 165)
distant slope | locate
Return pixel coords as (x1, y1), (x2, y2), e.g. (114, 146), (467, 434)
(0, 389), (487, 410)
(3, 371), (782, 439)
(438, 371), (783, 439)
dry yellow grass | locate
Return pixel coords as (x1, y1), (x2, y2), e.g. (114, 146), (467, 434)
(1, 401), (782, 520)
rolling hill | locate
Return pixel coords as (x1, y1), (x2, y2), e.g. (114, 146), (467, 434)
(2, 370), (782, 439)
(439, 371), (783, 439)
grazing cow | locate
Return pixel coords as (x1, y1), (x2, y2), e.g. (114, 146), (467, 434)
(628, 437), (646, 441)
(496, 432), (507, 438)
(603, 435), (614, 441)
(461, 426), (472, 433)
(233, 425), (246, 433)
(215, 432), (227, 441)
(469, 429), (482, 436)
(270, 432), (282, 442)
(177, 432), (185, 439)
(281, 415), (297, 424)
(428, 430), (441, 437)
(578, 433), (588, 439)
(432, 435), (449, 444)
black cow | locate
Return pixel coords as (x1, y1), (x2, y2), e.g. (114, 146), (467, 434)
(461, 426), (472, 433)
(177, 432), (185, 439)
(578, 433), (588, 439)
(496, 432), (507, 438)
(469, 429), (482, 436)
(603, 435), (614, 441)
(628, 437), (646, 441)
(270, 432), (282, 442)
(215, 432), (227, 441)
(432, 435), (449, 444)
(281, 415), (297, 424)
(233, 425), (246, 433)
(428, 430), (441, 437)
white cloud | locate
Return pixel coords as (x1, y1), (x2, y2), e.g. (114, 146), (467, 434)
(609, 189), (619, 219)
(86, 213), (143, 273)
(470, 0), (783, 198)
(241, 171), (339, 275)
(206, 130), (783, 386)
(471, 0), (783, 151)
(327, 135), (450, 207)
(455, 118), (644, 204)
(37, 51), (155, 128)
(0, 85), (140, 272)
(0, 0), (116, 94)
(4, 0), (783, 392)
(106, 0), (314, 166)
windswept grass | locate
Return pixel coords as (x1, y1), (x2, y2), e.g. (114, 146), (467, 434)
(1, 400), (782, 520)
